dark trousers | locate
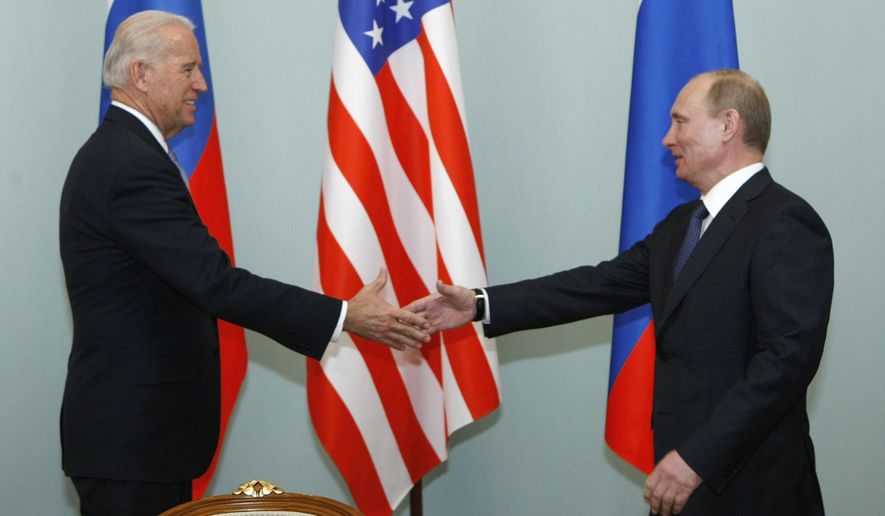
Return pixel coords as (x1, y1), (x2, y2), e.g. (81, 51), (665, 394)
(71, 477), (192, 516)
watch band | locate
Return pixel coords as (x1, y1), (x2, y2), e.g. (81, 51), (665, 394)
(471, 288), (486, 322)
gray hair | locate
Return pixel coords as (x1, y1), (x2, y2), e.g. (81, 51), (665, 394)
(102, 10), (195, 89)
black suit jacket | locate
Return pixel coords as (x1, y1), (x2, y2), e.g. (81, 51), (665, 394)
(484, 170), (833, 515)
(59, 106), (342, 481)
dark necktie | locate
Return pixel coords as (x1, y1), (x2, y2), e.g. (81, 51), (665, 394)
(672, 202), (709, 280)
(167, 146), (190, 190)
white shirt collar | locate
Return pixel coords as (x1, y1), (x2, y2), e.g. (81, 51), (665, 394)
(111, 100), (168, 153)
(699, 162), (765, 233)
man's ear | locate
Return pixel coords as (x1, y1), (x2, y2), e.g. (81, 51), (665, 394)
(129, 61), (149, 92)
(721, 108), (740, 142)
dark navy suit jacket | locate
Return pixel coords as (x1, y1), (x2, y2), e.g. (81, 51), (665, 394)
(484, 170), (832, 515)
(59, 106), (341, 481)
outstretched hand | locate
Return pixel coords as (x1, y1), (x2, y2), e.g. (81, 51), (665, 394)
(344, 269), (431, 350)
(404, 281), (476, 333)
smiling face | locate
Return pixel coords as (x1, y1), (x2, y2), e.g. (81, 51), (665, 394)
(661, 75), (727, 192)
(139, 25), (207, 139)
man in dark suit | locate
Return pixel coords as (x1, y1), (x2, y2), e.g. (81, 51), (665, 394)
(407, 70), (833, 515)
(59, 11), (429, 516)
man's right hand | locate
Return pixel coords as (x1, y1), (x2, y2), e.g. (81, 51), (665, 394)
(403, 280), (476, 333)
(343, 269), (431, 350)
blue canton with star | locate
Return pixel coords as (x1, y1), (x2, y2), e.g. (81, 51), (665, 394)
(339, 0), (451, 75)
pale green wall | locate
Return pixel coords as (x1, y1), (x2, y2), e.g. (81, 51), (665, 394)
(1, 1), (882, 514)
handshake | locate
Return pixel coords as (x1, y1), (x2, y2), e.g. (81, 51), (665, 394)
(343, 271), (480, 351)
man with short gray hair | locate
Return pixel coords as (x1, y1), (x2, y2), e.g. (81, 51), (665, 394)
(407, 70), (833, 515)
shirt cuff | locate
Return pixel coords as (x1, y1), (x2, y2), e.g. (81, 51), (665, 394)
(331, 300), (347, 342)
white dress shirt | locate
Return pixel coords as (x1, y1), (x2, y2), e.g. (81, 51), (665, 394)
(699, 162), (765, 236)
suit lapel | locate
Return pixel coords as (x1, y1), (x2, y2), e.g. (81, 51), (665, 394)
(656, 170), (773, 334)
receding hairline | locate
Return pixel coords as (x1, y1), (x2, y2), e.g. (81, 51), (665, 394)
(694, 70), (761, 110)
(669, 75), (716, 118)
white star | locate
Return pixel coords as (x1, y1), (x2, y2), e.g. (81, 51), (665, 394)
(376, 0), (385, 6)
(364, 19), (384, 48)
(390, 0), (414, 23)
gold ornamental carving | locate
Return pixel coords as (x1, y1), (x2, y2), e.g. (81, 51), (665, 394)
(232, 479), (285, 498)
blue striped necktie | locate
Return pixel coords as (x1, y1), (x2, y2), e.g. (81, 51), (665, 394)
(167, 146), (190, 190)
(673, 202), (708, 280)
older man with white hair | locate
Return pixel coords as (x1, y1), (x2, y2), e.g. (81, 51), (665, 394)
(59, 11), (429, 515)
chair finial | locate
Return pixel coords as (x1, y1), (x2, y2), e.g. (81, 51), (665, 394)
(232, 479), (285, 498)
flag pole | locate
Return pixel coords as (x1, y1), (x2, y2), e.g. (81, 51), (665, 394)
(409, 478), (423, 516)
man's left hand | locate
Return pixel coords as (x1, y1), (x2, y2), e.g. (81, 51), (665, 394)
(643, 450), (701, 516)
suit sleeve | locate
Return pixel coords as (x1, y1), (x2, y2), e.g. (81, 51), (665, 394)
(484, 237), (653, 337)
(677, 201), (834, 492)
(107, 153), (341, 359)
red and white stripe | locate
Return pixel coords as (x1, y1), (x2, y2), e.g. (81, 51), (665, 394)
(308, 5), (500, 515)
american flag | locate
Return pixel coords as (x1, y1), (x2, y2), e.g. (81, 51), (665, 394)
(308, 1), (500, 514)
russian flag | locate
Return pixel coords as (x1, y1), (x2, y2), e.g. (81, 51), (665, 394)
(100, 0), (246, 499)
(606, 0), (739, 473)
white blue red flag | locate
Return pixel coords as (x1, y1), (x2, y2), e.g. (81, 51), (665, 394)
(607, 0), (739, 473)
(309, 1), (500, 514)
(101, 0), (246, 499)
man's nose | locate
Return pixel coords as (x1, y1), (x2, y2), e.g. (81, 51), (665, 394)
(661, 125), (675, 148)
(193, 68), (208, 92)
